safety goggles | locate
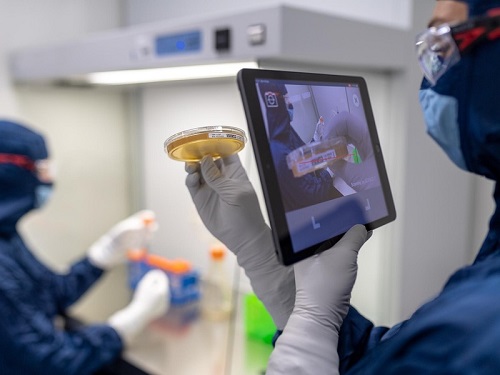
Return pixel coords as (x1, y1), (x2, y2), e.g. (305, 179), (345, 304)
(416, 8), (500, 85)
(0, 153), (55, 183)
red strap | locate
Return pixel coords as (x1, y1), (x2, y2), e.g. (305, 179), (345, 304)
(454, 26), (486, 52)
(0, 153), (35, 171)
(487, 8), (500, 40)
(488, 28), (500, 40)
(487, 8), (500, 17)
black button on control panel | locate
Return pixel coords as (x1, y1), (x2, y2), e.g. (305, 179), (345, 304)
(215, 28), (231, 52)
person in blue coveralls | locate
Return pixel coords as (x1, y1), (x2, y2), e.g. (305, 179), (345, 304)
(185, 0), (500, 373)
(0, 120), (169, 375)
(257, 81), (343, 212)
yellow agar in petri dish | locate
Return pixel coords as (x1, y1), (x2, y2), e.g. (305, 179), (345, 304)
(164, 126), (247, 162)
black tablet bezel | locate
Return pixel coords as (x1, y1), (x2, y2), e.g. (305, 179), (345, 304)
(237, 68), (396, 265)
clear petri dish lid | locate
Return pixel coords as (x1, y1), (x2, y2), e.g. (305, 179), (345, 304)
(164, 126), (247, 162)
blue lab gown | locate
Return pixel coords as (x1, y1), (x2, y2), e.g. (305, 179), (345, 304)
(0, 121), (123, 375)
(337, 1), (500, 373)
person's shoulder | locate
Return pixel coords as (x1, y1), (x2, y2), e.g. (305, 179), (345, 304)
(413, 260), (500, 330)
(0, 242), (26, 280)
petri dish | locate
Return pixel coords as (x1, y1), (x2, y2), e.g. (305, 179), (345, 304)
(164, 126), (247, 162)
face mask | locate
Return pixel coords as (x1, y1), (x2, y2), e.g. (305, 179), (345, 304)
(416, 8), (500, 180)
(419, 87), (468, 171)
(34, 184), (54, 209)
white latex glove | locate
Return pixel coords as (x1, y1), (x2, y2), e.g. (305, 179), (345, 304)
(325, 112), (380, 192)
(266, 225), (368, 375)
(108, 269), (169, 346)
(185, 154), (295, 330)
(88, 210), (157, 270)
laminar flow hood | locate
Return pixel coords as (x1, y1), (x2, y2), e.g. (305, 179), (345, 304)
(10, 4), (408, 86)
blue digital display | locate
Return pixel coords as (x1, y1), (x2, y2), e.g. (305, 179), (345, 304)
(155, 30), (201, 56)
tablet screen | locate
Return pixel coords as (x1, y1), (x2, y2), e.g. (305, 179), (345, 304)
(238, 69), (396, 265)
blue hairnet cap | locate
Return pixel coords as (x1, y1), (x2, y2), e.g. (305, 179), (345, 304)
(0, 120), (48, 161)
(460, 0), (500, 16)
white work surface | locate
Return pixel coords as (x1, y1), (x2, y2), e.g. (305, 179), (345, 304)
(124, 292), (273, 375)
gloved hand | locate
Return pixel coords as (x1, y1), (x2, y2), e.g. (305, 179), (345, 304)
(108, 269), (169, 346)
(88, 210), (157, 270)
(185, 155), (295, 330)
(266, 225), (368, 375)
(324, 112), (380, 192)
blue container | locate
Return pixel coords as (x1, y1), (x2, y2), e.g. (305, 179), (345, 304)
(128, 253), (200, 306)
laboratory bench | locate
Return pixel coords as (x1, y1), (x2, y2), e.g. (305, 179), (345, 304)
(122, 290), (273, 375)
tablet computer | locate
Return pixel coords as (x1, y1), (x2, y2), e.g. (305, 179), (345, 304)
(237, 68), (396, 265)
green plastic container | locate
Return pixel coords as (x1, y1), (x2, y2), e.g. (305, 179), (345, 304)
(352, 147), (362, 164)
(244, 293), (276, 345)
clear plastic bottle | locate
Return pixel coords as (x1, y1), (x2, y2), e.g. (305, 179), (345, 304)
(313, 116), (325, 141)
(201, 245), (233, 321)
(126, 214), (156, 289)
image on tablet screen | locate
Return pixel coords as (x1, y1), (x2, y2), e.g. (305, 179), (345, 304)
(255, 79), (388, 252)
